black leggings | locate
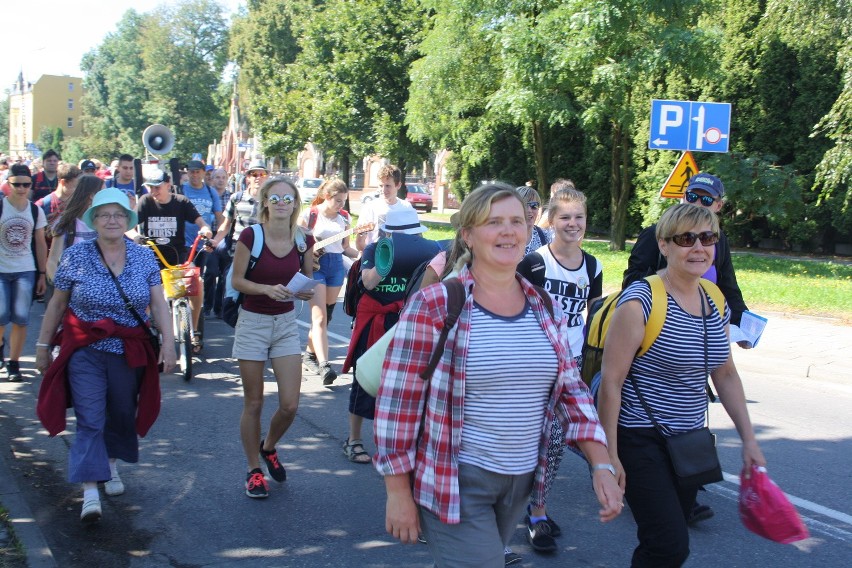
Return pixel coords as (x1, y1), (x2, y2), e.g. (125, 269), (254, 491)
(618, 426), (698, 568)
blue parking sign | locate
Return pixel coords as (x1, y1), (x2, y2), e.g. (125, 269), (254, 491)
(649, 100), (731, 153)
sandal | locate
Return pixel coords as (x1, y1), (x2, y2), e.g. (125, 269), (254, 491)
(191, 332), (203, 354)
(342, 438), (371, 464)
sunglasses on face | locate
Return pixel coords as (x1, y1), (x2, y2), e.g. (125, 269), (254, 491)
(685, 191), (717, 207)
(527, 201), (540, 210)
(668, 231), (719, 247)
(267, 194), (294, 205)
(11, 182), (32, 188)
(249, 171), (267, 178)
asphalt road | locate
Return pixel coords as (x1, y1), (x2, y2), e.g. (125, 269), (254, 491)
(2, 296), (851, 567)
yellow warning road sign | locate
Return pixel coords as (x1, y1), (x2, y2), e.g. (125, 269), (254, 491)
(659, 151), (699, 199)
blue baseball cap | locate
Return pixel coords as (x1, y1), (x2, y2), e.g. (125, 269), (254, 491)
(686, 173), (725, 198)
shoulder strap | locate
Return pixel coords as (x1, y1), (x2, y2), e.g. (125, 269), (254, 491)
(637, 275), (667, 357)
(420, 278), (466, 381)
(531, 284), (555, 319)
(247, 224), (263, 270)
(582, 250), (596, 287)
(93, 241), (157, 340)
(699, 278), (726, 319)
(308, 206), (318, 230)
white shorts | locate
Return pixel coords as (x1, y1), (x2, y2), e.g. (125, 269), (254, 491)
(232, 308), (301, 361)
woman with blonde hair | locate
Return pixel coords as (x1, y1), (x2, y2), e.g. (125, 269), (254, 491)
(299, 178), (360, 384)
(46, 174), (104, 281)
(231, 177), (315, 498)
(376, 183), (622, 567)
(599, 203), (765, 566)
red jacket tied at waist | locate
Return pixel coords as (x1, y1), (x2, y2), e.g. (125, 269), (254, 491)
(36, 309), (161, 437)
(342, 295), (404, 373)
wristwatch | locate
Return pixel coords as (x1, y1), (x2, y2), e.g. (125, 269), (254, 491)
(591, 463), (617, 476)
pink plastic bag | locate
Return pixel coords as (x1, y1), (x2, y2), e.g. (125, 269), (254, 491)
(739, 465), (809, 544)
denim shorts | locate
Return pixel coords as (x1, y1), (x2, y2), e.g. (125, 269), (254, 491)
(313, 253), (345, 287)
(0, 271), (36, 326)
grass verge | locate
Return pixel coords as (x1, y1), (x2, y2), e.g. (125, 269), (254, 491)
(0, 506), (26, 568)
(421, 222), (852, 321)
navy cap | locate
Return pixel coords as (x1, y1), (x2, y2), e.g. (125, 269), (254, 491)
(686, 173), (725, 198)
(187, 160), (205, 170)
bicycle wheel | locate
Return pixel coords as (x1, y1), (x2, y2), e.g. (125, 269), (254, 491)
(175, 300), (193, 382)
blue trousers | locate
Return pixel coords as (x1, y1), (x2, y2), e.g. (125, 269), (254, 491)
(67, 348), (142, 483)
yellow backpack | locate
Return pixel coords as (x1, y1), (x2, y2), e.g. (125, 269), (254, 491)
(579, 275), (725, 387)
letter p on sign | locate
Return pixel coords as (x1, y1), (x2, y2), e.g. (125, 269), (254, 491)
(659, 105), (683, 134)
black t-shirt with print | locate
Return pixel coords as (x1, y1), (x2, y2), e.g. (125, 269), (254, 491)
(136, 194), (201, 267)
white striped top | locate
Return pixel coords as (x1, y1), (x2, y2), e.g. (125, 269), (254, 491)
(617, 280), (731, 434)
(458, 301), (558, 474)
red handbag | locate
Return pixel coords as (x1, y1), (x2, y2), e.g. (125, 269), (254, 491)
(739, 465), (809, 544)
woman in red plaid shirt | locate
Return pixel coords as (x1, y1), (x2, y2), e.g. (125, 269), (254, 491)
(374, 184), (623, 567)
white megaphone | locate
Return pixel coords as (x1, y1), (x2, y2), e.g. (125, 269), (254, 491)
(142, 124), (174, 157)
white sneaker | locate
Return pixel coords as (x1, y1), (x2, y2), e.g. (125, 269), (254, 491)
(80, 496), (102, 523)
(104, 473), (125, 496)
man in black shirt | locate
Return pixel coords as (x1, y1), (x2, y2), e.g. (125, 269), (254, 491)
(134, 167), (212, 343)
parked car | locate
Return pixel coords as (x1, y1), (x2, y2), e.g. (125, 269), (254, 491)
(298, 177), (323, 203)
(360, 188), (382, 204)
(405, 183), (433, 213)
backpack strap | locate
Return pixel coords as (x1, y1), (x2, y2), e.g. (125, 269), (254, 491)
(420, 278), (466, 381)
(699, 278), (726, 320)
(247, 224), (263, 270)
(308, 206), (318, 231)
(531, 284), (555, 319)
(638, 275), (667, 357)
(582, 250), (596, 288)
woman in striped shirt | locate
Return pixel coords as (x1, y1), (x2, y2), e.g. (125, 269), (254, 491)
(598, 204), (766, 567)
(375, 183), (623, 567)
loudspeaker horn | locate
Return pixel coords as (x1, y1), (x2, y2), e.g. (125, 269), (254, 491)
(142, 124), (174, 156)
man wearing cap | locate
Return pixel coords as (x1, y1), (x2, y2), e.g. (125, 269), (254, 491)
(355, 164), (414, 251)
(0, 164), (48, 381)
(80, 160), (97, 175)
(134, 167), (213, 344)
(622, 172), (749, 526)
(208, 159), (267, 304)
(340, 208), (441, 464)
(106, 154), (140, 207)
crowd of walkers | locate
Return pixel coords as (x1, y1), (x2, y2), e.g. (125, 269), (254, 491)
(1, 151), (767, 568)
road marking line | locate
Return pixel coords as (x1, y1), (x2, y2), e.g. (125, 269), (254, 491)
(711, 481), (852, 542)
(296, 320), (351, 344)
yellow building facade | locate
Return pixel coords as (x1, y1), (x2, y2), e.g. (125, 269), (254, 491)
(8, 73), (83, 156)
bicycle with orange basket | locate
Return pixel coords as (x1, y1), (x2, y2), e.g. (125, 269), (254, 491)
(144, 233), (207, 382)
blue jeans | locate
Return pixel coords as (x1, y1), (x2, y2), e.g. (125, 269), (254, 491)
(0, 270), (36, 326)
(67, 348), (143, 483)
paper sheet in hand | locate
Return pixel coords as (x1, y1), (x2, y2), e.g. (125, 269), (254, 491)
(285, 272), (319, 294)
(729, 311), (768, 348)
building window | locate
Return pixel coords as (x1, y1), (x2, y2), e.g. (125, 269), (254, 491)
(67, 98), (74, 110)
(67, 117), (74, 128)
(69, 82), (74, 92)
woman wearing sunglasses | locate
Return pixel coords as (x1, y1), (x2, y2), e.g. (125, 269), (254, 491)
(0, 164), (48, 382)
(231, 177), (315, 499)
(598, 204), (765, 567)
(514, 185), (550, 255)
(622, 172), (749, 525)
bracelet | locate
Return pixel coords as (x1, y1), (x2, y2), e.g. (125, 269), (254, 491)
(38, 271), (45, 275)
(590, 463), (617, 476)
(35, 342), (51, 349)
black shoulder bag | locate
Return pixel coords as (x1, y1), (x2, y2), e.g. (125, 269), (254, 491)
(95, 242), (161, 355)
(628, 292), (723, 488)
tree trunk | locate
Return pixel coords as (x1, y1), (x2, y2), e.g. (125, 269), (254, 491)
(609, 123), (631, 251)
(340, 152), (352, 211)
(532, 120), (548, 194)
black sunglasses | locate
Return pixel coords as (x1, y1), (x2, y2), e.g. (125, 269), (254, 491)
(668, 231), (719, 247)
(527, 201), (540, 210)
(685, 191), (717, 207)
(11, 182), (32, 188)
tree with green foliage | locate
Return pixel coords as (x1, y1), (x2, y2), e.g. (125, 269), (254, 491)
(79, 0), (229, 162)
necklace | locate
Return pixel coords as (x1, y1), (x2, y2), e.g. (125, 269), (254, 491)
(663, 272), (703, 336)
